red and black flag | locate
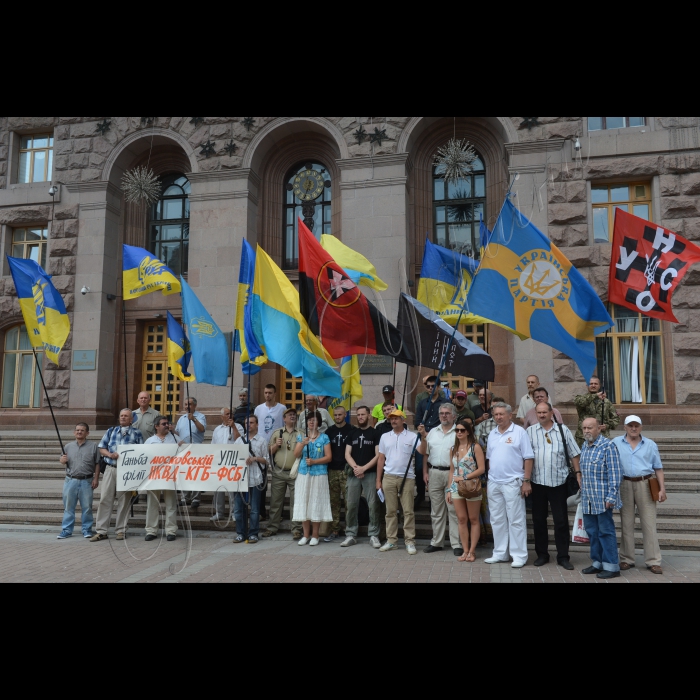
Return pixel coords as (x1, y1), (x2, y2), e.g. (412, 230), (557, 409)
(298, 219), (414, 364)
(609, 209), (700, 322)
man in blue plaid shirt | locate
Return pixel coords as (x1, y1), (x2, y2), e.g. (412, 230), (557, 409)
(579, 418), (623, 579)
(90, 409), (144, 542)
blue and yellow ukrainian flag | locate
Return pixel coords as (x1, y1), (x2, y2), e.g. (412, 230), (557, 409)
(480, 215), (492, 259)
(123, 245), (181, 300)
(468, 199), (613, 381)
(320, 235), (388, 292)
(7, 257), (70, 365)
(235, 240), (265, 376)
(250, 246), (342, 397)
(328, 356), (363, 414)
(181, 278), (230, 387)
(417, 239), (494, 328)
(166, 312), (195, 383)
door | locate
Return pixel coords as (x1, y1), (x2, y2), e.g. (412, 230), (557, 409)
(142, 323), (181, 418)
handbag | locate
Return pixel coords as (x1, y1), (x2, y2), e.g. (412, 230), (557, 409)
(649, 476), (661, 503)
(557, 421), (580, 498)
(457, 446), (482, 499)
(572, 503), (590, 544)
(289, 458), (301, 480)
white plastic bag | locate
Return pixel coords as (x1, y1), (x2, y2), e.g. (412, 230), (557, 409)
(572, 504), (590, 544)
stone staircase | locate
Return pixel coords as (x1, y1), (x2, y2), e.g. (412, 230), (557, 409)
(0, 433), (699, 550)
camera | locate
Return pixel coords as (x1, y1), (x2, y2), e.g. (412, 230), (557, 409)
(81, 286), (90, 296)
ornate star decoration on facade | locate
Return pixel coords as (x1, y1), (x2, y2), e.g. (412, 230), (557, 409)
(242, 117), (255, 131)
(199, 140), (216, 158)
(121, 166), (162, 205)
(354, 125), (367, 145)
(370, 127), (388, 146)
(434, 138), (478, 186)
(96, 119), (111, 135)
(520, 117), (541, 130)
(223, 140), (238, 157)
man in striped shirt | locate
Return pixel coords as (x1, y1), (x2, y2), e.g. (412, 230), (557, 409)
(527, 403), (580, 571)
(579, 418), (623, 580)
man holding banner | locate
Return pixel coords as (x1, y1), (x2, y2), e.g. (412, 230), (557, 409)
(91, 410), (144, 543)
(144, 416), (179, 543)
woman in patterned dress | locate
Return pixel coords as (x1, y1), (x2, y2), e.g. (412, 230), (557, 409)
(447, 420), (486, 563)
(293, 411), (333, 547)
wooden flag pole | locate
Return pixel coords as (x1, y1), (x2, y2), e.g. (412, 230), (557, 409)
(122, 301), (129, 409)
(32, 348), (65, 455)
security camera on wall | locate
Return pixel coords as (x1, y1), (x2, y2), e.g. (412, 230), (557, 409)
(81, 286), (90, 296)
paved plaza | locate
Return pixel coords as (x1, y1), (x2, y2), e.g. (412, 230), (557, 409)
(0, 527), (698, 584)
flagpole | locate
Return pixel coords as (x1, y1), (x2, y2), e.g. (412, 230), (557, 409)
(399, 175), (518, 498)
(33, 348), (65, 455)
(122, 300), (129, 409)
(185, 380), (193, 445)
(229, 331), (237, 440)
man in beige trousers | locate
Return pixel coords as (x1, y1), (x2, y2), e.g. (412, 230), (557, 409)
(91, 409), (144, 542)
(613, 417), (667, 575)
(418, 403), (462, 557)
(145, 416), (180, 543)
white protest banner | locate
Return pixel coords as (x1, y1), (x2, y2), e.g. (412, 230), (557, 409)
(117, 444), (251, 493)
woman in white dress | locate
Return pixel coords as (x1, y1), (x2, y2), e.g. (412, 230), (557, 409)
(293, 411), (333, 547)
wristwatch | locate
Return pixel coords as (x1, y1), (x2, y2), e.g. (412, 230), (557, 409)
(523, 479), (532, 484)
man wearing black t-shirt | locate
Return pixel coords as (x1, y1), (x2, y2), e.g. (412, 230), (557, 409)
(325, 407), (353, 543)
(342, 406), (382, 549)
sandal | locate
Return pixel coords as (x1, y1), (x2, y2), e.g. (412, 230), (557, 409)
(248, 536), (259, 544)
(466, 553), (477, 563)
(233, 535), (246, 544)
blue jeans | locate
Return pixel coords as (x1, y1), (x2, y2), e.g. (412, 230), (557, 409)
(61, 477), (95, 536)
(583, 510), (620, 573)
(234, 488), (261, 539)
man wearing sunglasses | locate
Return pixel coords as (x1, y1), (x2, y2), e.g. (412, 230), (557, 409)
(264, 409), (303, 541)
(527, 403), (581, 570)
(418, 403), (463, 557)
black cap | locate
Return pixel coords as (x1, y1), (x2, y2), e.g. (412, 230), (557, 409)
(473, 379), (486, 387)
(382, 385), (395, 394)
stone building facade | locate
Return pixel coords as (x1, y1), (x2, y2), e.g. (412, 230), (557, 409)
(0, 116), (698, 429)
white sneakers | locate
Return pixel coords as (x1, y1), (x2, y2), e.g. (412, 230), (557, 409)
(370, 537), (381, 550)
(309, 539), (320, 547)
(484, 557), (528, 569)
(485, 557), (510, 565)
(298, 538), (309, 547)
(341, 537), (357, 548)
(407, 544), (418, 556)
(380, 543), (399, 553)
(511, 561), (527, 569)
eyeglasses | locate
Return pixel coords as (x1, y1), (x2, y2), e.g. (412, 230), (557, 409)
(456, 429), (468, 434)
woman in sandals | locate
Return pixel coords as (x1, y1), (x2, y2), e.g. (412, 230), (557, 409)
(293, 411), (333, 547)
(447, 420), (486, 563)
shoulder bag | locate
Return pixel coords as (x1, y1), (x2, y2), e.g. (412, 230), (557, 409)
(557, 421), (580, 498)
(457, 446), (483, 499)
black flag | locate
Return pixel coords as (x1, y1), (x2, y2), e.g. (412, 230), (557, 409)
(397, 294), (495, 381)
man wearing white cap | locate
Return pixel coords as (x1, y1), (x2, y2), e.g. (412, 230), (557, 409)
(613, 417), (667, 575)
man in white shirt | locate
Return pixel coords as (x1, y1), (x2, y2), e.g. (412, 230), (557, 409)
(145, 416), (180, 543)
(376, 410), (419, 556)
(485, 402), (535, 569)
(132, 392), (160, 441)
(297, 395), (332, 434)
(516, 375), (540, 423)
(417, 403), (462, 557)
(255, 384), (287, 439)
(175, 397), (207, 509)
(233, 416), (269, 544)
(210, 408), (244, 524)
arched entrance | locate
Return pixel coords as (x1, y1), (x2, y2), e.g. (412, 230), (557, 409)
(103, 132), (197, 416)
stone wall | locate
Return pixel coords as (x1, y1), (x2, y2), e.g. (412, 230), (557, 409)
(0, 117), (699, 425)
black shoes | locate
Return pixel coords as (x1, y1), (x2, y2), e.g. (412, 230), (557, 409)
(534, 557), (551, 567)
(559, 560), (575, 571)
(597, 571), (621, 580)
(145, 535), (157, 542)
(582, 566), (602, 575)
(424, 546), (444, 554)
(454, 549), (465, 558)
(167, 535), (177, 542)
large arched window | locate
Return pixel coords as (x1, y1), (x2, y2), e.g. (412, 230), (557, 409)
(433, 154), (486, 257)
(1, 325), (43, 408)
(149, 174), (190, 277)
(283, 162), (332, 270)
